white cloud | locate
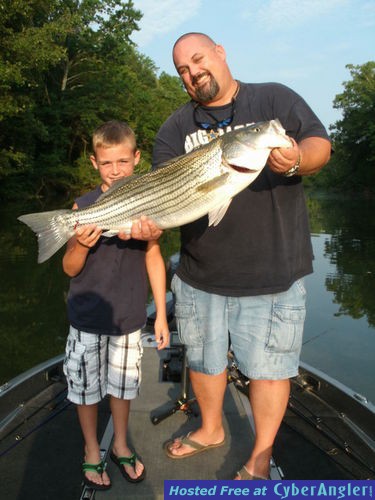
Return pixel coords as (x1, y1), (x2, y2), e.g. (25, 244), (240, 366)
(243, 0), (348, 31)
(131, 0), (202, 47)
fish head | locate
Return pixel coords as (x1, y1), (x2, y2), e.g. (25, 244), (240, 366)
(221, 119), (292, 171)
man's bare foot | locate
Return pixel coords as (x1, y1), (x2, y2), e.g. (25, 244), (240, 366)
(165, 429), (225, 458)
(234, 465), (269, 480)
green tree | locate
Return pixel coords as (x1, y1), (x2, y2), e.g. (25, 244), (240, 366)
(0, 0), (188, 200)
(0, 0), (74, 186)
(319, 62), (375, 193)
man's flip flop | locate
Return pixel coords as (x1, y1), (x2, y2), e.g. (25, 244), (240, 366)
(164, 431), (225, 459)
(110, 451), (146, 483)
(235, 465), (269, 480)
(82, 460), (111, 490)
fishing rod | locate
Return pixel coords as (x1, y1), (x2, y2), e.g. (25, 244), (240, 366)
(285, 391), (375, 479)
(227, 355), (375, 479)
(0, 387), (71, 458)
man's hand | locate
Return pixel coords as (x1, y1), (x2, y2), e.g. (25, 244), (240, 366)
(267, 137), (300, 175)
(118, 216), (163, 241)
(268, 136), (331, 176)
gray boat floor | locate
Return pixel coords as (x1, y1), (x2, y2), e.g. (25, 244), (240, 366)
(0, 340), (275, 500)
(94, 343), (265, 500)
(2, 335), (361, 499)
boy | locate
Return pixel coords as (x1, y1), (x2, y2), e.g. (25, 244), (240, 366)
(63, 120), (169, 490)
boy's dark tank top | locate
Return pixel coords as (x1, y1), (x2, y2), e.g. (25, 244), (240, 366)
(67, 186), (148, 335)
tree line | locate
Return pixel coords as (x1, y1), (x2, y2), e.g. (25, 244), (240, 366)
(1, 1), (374, 201)
(305, 61), (375, 194)
(0, 0), (188, 201)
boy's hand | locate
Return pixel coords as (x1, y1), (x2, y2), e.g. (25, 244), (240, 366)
(154, 319), (170, 350)
(75, 225), (102, 248)
(118, 216), (163, 241)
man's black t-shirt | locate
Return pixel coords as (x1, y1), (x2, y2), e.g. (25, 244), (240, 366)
(153, 82), (330, 296)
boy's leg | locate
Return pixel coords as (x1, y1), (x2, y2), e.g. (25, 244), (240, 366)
(108, 330), (144, 480)
(77, 404), (111, 487)
(64, 327), (110, 486)
(110, 397), (144, 480)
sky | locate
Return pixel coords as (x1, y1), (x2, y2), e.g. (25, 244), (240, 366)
(130, 0), (375, 131)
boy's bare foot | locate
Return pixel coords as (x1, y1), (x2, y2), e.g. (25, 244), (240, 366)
(111, 445), (145, 482)
(83, 449), (111, 488)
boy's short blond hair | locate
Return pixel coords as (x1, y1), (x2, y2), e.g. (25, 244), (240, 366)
(92, 120), (137, 155)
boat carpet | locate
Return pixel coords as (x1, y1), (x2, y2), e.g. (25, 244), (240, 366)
(94, 345), (256, 500)
(0, 380), (111, 500)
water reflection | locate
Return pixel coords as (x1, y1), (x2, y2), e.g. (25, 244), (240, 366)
(303, 194), (375, 402)
(0, 200), (70, 383)
(1, 195), (374, 403)
(308, 195), (375, 327)
(325, 235), (375, 326)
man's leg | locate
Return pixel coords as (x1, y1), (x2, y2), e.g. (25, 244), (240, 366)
(77, 404), (111, 487)
(110, 397), (144, 480)
(167, 276), (229, 456)
(230, 280), (306, 479)
(235, 378), (290, 479)
(166, 369), (227, 456)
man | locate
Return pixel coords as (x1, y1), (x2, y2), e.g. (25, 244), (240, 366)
(136, 32), (331, 480)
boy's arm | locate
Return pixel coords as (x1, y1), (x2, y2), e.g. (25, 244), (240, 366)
(62, 203), (102, 277)
(145, 240), (170, 350)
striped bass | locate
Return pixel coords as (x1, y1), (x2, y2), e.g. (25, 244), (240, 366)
(18, 119), (291, 263)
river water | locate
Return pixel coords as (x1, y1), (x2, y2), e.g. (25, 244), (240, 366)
(1, 194), (374, 404)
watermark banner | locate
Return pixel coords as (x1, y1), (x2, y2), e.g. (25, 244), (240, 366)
(164, 480), (374, 500)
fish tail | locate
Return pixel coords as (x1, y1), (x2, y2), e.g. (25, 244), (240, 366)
(18, 209), (73, 263)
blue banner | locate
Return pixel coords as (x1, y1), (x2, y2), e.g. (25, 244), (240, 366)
(164, 480), (374, 500)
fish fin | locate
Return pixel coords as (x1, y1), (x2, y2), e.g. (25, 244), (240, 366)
(208, 199), (233, 226)
(102, 223), (133, 237)
(102, 230), (118, 237)
(18, 209), (73, 263)
(96, 175), (140, 201)
(156, 143), (210, 169)
(196, 173), (230, 193)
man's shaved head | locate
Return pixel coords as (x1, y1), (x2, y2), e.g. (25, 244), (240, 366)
(173, 32), (216, 54)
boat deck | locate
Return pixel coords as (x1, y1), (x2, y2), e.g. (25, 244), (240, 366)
(0, 334), (279, 500)
(92, 337), (280, 500)
(1, 326), (374, 499)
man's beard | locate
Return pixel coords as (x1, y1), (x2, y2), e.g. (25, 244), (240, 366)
(194, 73), (220, 102)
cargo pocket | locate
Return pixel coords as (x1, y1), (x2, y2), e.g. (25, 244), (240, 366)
(265, 304), (306, 354)
(63, 339), (86, 387)
(174, 302), (201, 346)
